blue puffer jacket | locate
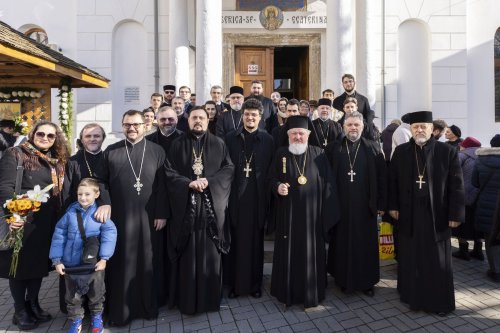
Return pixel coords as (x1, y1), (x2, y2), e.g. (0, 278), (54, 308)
(49, 202), (117, 267)
(472, 147), (500, 234)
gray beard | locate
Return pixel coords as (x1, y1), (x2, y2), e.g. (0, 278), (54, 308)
(347, 132), (361, 142)
(231, 104), (242, 111)
(160, 125), (176, 136)
(289, 143), (308, 155)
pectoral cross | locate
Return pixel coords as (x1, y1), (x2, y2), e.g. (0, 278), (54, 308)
(323, 139), (328, 147)
(416, 175), (426, 189)
(134, 178), (143, 195)
(244, 162), (252, 178)
(348, 169), (356, 182)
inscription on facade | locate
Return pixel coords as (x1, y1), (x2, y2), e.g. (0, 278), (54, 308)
(222, 11), (326, 29)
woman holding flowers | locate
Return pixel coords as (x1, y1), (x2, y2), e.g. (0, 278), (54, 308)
(0, 120), (68, 331)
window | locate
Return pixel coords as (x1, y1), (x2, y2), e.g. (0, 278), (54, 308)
(25, 28), (48, 45)
(495, 28), (500, 122)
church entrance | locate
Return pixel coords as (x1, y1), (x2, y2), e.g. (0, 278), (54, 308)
(234, 45), (310, 100)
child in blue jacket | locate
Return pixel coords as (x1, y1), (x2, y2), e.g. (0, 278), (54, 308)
(49, 178), (117, 333)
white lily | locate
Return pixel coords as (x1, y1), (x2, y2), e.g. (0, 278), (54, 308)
(27, 184), (54, 203)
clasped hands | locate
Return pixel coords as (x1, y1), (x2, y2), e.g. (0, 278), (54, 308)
(189, 178), (209, 192)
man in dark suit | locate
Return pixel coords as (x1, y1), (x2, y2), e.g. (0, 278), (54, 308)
(210, 85), (229, 117)
(245, 80), (277, 134)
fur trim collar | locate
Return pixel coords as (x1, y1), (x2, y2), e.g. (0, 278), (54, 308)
(476, 147), (500, 156)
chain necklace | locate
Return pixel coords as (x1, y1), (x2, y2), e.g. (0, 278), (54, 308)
(243, 153), (254, 178)
(414, 145), (427, 189)
(231, 110), (242, 130)
(125, 139), (147, 195)
(317, 120), (329, 147)
(83, 150), (94, 178)
(292, 149), (308, 185)
(346, 140), (361, 182)
(192, 146), (204, 179)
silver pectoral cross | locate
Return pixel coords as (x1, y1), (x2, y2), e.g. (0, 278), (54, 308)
(348, 169), (356, 182)
(134, 177), (143, 195)
(244, 162), (252, 178)
(416, 175), (426, 189)
(323, 139), (328, 147)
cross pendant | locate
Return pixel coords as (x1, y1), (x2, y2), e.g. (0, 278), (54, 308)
(244, 162), (252, 178)
(323, 139), (328, 147)
(348, 169), (356, 182)
(416, 175), (426, 189)
(134, 178), (143, 195)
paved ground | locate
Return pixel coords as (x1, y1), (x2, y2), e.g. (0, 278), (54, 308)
(1, 240), (500, 333)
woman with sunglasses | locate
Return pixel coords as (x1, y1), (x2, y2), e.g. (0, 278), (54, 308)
(0, 120), (68, 330)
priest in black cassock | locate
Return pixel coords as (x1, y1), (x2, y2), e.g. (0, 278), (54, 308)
(389, 111), (464, 316)
(325, 111), (387, 296)
(216, 85), (245, 138)
(269, 116), (339, 308)
(223, 98), (274, 299)
(60, 123), (111, 313)
(312, 98), (343, 148)
(165, 106), (234, 315)
(146, 106), (183, 153)
(104, 110), (168, 326)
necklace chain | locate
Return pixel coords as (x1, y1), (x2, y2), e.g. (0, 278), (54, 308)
(83, 150), (94, 178)
(125, 139), (147, 195)
(318, 120), (329, 146)
(346, 140), (361, 170)
(231, 110), (242, 130)
(292, 149), (307, 177)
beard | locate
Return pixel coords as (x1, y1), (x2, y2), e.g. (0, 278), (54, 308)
(174, 108), (183, 116)
(160, 124), (176, 136)
(346, 131), (361, 142)
(190, 128), (206, 136)
(230, 103), (242, 111)
(414, 136), (429, 145)
(320, 113), (330, 121)
(289, 143), (308, 155)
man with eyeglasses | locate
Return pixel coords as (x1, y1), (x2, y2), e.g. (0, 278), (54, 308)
(216, 86), (245, 138)
(223, 98), (274, 300)
(179, 86), (194, 114)
(146, 106), (183, 153)
(389, 111), (464, 317)
(103, 110), (168, 326)
(161, 85), (176, 107)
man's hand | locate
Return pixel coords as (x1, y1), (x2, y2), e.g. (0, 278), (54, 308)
(95, 259), (107, 271)
(154, 219), (167, 231)
(389, 210), (399, 220)
(94, 205), (111, 223)
(55, 263), (65, 275)
(449, 221), (461, 228)
(189, 179), (208, 192)
(278, 183), (290, 196)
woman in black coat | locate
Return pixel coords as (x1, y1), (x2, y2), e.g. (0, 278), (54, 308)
(0, 120), (68, 330)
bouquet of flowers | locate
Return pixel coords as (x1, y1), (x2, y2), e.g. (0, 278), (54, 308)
(1, 184), (54, 277)
(13, 115), (29, 135)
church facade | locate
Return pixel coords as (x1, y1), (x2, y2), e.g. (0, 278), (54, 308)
(1, 0), (499, 145)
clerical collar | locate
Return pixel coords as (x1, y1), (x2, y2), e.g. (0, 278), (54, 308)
(85, 149), (102, 155)
(243, 128), (258, 135)
(319, 118), (329, 122)
(346, 91), (356, 97)
(160, 128), (176, 137)
(126, 137), (144, 146)
(190, 131), (206, 140)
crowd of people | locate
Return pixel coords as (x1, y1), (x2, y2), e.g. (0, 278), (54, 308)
(0, 74), (499, 333)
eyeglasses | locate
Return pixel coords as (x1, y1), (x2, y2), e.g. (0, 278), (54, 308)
(122, 123), (144, 129)
(158, 117), (177, 122)
(164, 91), (175, 94)
(35, 131), (56, 140)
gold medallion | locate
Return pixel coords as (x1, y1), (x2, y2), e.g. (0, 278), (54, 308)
(298, 175), (307, 185)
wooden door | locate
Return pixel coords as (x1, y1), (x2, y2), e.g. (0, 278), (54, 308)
(235, 47), (274, 97)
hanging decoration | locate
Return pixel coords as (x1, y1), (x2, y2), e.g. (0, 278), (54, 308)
(57, 78), (73, 140)
(0, 88), (43, 102)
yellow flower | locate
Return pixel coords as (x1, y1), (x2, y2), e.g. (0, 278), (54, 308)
(6, 201), (16, 211)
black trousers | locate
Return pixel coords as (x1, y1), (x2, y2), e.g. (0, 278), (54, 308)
(9, 278), (42, 312)
(65, 271), (105, 321)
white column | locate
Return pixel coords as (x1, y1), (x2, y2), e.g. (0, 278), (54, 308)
(169, 0), (190, 89)
(326, 0), (353, 94)
(356, 0), (377, 109)
(195, 0), (222, 104)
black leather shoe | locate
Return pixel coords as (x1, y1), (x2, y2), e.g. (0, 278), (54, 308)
(27, 299), (52, 322)
(12, 308), (38, 330)
(251, 290), (262, 298)
(363, 288), (375, 297)
(228, 289), (239, 299)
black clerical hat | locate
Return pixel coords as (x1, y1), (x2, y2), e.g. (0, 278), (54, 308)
(163, 84), (175, 91)
(401, 113), (411, 124)
(0, 119), (15, 127)
(286, 115), (309, 130)
(408, 111), (433, 124)
(449, 125), (461, 138)
(318, 98), (332, 107)
(229, 86), (244, 95)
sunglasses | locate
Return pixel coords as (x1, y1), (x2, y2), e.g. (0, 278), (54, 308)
(164, 91), (175, 94)
(35, 131), (56, 140)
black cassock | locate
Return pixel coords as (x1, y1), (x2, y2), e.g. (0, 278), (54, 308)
(165, 132), (234, 314)
(269, 146), (339, 308)
(103, 139), (168, 325)
(389, 138), (464, 314)
(223, 128), (274, 295)
(326, 138), (387, 292)
(146, 128), (183, 154)
(216, 109), (243, 138)
(312, 118), (344, 148)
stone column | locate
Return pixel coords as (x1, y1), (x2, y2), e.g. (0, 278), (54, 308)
(326, 0), (353, 94)
(356, 0), (377, 109)
(195, 0), (222, 104)
(169, 0), (190, 89)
